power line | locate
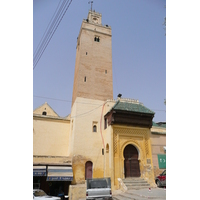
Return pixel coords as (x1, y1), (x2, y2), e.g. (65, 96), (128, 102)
(33, 0), (71, 68)
(34, 95), (105, 118)
(34, 0), (69, 66)
(33, 0), (63, 62)
(34, 95), (71, 102)
(33, 0), (73, 70)
(71, 103), (104, 119)
(33, 95), (102, 106)
(34, 0), (72, 69)
(34, 95), (166, 112)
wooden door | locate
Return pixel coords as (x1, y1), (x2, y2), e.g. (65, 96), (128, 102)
(85, 161), (93, 179)
(124, 144), (140, 177)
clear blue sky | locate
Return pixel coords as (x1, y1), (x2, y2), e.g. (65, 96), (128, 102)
(33, 0), (166, 122)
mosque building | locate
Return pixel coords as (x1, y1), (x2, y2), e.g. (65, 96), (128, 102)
(33, 10), (166, 200)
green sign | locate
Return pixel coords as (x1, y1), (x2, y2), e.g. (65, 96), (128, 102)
(157, 154), (166, 169)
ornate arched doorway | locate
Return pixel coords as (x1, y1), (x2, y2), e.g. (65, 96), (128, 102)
(123, 144), (140, 177)
(85, 161), (93, 179)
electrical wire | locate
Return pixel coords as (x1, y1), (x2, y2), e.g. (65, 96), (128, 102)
(34, 0), (70, 68)
(34, 0), (71, 69)
(33, 0), (63, 61)
(34, 0), (68, 61)
(34, 95), (71, 102)
(70, 103), (104, 119)
(33, 0), (73, 70)
(33, 95), (103, 106)
(34, 95), (166, 114)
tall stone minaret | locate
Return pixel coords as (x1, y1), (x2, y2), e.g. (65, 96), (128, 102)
(71, 10), (113, 107)
(69, 11), (113, 182)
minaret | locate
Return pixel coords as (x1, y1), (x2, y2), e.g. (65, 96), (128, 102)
(72, 10), (113, 107)
(69, 11), (113, 182)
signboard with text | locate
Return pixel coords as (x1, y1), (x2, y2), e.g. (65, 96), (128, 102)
(157, 154), (166, 169)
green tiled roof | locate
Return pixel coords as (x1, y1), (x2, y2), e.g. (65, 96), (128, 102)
(113, 101), (155, 115)
(152, 121), (166, 128)
(159, 123), (166, 128)
(152, 121), (159, 127)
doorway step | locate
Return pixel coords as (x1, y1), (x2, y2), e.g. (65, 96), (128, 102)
(122, 177), (150, 190)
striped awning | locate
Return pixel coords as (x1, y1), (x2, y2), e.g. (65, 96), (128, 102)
(33, 166), (46, 176)
(47, 166), (73, 181)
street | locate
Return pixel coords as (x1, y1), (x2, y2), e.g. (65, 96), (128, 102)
(79, 187), (166, 200)
(112, 187), (166, 200)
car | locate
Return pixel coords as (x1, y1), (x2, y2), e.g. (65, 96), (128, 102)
(86, 178), (112, 200)
(33, 189), (61, 200)
(155, 170), (166, 187)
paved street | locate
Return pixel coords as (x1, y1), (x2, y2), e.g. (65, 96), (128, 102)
(112, 187), (166, 200)
(79, 187), (166, 200)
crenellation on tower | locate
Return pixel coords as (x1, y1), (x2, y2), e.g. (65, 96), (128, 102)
(87, 10), (102, 25)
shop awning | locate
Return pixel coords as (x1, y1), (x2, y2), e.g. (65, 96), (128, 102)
(33, 166), (46, 176)
(47, 166), (73, 181)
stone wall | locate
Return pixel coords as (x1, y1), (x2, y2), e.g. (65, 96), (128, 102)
(68, 184), (86, 200)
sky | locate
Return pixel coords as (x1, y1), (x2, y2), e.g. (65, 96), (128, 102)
(33, 0), (166, 122)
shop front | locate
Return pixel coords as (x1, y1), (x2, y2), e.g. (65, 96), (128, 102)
(33, 165), (73, 198)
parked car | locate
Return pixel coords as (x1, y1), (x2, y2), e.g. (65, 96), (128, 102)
(33, 189), (61, 200)
(155, 170), (166, 187)
(86, 177), (112, 199)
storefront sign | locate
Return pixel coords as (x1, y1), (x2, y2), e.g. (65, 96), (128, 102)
(157, 154), (166, 169)
(46, 176), (73, 181)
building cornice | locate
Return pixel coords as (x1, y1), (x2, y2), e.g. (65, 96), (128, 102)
(81, 26), (112, 37)
(33, 155), (72, 165)
(33, 114), (70, 122)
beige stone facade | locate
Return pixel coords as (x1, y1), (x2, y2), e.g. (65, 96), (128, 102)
(33, 102), (71, 163)
(69, 98), (156, 191)
(72, 10), (113, 107)
(150, 124), (166, 177)
(69, 97), (106, 184)
(33, 99), (162, 199)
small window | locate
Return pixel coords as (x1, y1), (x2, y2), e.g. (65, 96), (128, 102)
(102, 148), (104, 155)
(84, 76), (87, 82)
(105, 70), (107, 74)
(104, 118), (107, 129)
(86, 52), (87, 55)
(93, 125), (97, 132)
(94, 36), (100, 42)
(92, 122), (98, 132)
(106, 144), (109, 153)
(42, 111), (47, 115)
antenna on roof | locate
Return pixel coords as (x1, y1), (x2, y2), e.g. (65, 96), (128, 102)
(88, 1), (93, 11)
